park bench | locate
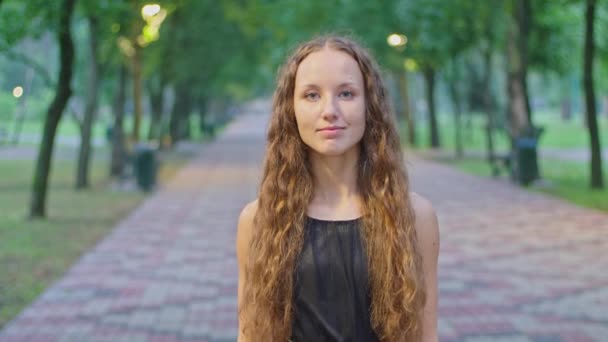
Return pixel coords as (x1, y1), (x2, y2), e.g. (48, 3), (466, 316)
(489, 152), (512, 177)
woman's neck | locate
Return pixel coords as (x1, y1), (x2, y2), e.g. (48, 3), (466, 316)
(308, 147), (361, 214)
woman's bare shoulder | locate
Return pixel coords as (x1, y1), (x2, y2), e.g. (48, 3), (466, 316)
(239, 199), (258, 227)
(236, 199), (259, 265)
(409, 192), (434, 218)
(409, 192), (440, 249)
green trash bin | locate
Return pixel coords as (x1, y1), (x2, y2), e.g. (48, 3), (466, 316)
(133, 144), (157, 192)
(105, 126), (113, 144)
(515, 136), (539, 186)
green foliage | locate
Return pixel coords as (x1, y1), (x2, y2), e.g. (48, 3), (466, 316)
(146, 0), (270, 104)
(594, 4), (608, 92)
(0, 1), (60, 45)
(395, 0), (491, 71)
(0, 92), (17, 121)
(0, 2), (30, 45)
(528, 0), (583, 75)
(26, 88), (54, 120)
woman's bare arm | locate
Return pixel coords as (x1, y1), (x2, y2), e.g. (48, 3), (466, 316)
(236, 200), (257, 342)
(411, 193), (440, 342)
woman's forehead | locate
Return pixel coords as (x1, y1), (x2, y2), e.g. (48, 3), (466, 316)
(294, 48), (364, 88)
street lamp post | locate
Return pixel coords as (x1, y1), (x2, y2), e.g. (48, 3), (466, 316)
(130, 3), (167, 143)
(9, 86), (25, 145)
(387, 33), (417, 146)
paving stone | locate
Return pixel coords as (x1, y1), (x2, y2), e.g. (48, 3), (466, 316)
(1, 100), (606, 341)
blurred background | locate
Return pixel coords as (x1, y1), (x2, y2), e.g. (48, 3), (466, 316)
(0, 0), (606, 340)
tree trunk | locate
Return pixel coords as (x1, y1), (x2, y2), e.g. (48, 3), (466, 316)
(446, 61), (463, 159)
(520, 0), (533, 124)
(169, 91), (180, 145)
(423, 66), (440, 148)
(75, 15), (100, 189)
(29, 0), (75, 219)
(560, 97), (572, 121)
(506, 0), (540, 184)
(583, 0), (604, 189)
(507, 0), (532, 138)
(110, 65), (127, 177)
(481, 44), (497, 175)
(197, 96), (208, 134)
(180, 94), (192, 140)
(147, 77), (164, 141)
(169, 83), (192, 144)
(397, 71), (416, 146)
(132, 45), (143, 142)
(464, 111), (474, 143)
(465, 59), (484, 113)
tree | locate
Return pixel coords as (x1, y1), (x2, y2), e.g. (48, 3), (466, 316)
(468, 1), (507, 173)
(394, 0), (462, 148)
(158, 0), (265, 145)
(110, 64), (128, 178)
(29, 0), (76, 218)
(74, 1), (130, 188)
(0, 2), (57, 147)
(74, 14), (99, 189)
(396, 69), (416, 146)
(505, 0), (542, 185)
(445, 58), (465, 158)
(583, 0), (604, 189)
(506, 0), (533, 132)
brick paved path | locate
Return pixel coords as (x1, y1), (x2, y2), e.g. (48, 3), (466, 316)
(1, 101), (607, 341)
(408, 161), (608, 341)
(0, 104), (266, 342)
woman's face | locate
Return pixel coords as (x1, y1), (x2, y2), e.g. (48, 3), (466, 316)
(293, 47), (366, 157)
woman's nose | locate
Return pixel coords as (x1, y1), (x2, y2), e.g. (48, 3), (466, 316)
(321, 97), (339, 121)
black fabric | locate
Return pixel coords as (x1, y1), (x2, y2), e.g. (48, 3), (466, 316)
(290, 216), (379, 342)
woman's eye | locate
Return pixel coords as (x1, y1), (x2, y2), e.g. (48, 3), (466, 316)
(305, 92), (320, 100)
(339, 91), (354, 99)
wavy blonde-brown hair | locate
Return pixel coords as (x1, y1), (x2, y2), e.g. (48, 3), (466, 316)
(241, 35), (426, 341)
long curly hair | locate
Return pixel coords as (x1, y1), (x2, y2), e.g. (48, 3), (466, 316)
(241, 35), (426, 341)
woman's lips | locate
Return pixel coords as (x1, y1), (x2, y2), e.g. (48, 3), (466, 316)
(317, 127), (344, 138)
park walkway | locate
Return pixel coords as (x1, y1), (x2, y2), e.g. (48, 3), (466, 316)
(1, 100), (607, 341)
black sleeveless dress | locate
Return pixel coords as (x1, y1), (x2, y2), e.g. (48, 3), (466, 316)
(290, 216), (379, 342)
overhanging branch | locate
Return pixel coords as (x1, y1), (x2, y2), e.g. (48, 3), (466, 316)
(0, 43), (55, 88)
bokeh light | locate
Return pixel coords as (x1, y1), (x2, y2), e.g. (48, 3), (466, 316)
(387, 33), (408, 47)
(12, 86), (23, 98)
(141, 4), (161, 19)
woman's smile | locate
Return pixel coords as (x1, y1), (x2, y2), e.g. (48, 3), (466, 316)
(317, 126), (345, 139)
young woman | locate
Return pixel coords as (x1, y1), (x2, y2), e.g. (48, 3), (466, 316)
(237, 35), (439, 341)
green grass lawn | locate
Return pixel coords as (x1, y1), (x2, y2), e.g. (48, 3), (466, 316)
(532, 109), (608, 149)
(0, 148), (194, 328)
(443, 156), (608, 213)
(404, 110), (607, 152)
(8, 114), (218, 146)
(12, 118), (141, 145)
(401, 109), (607, 213)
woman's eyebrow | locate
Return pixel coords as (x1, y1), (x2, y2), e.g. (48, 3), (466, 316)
(298, 83), (320, 89)
(299, 82), (358, 88)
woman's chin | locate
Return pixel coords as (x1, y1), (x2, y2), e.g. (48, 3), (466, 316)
(310, 143), (358, 158)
